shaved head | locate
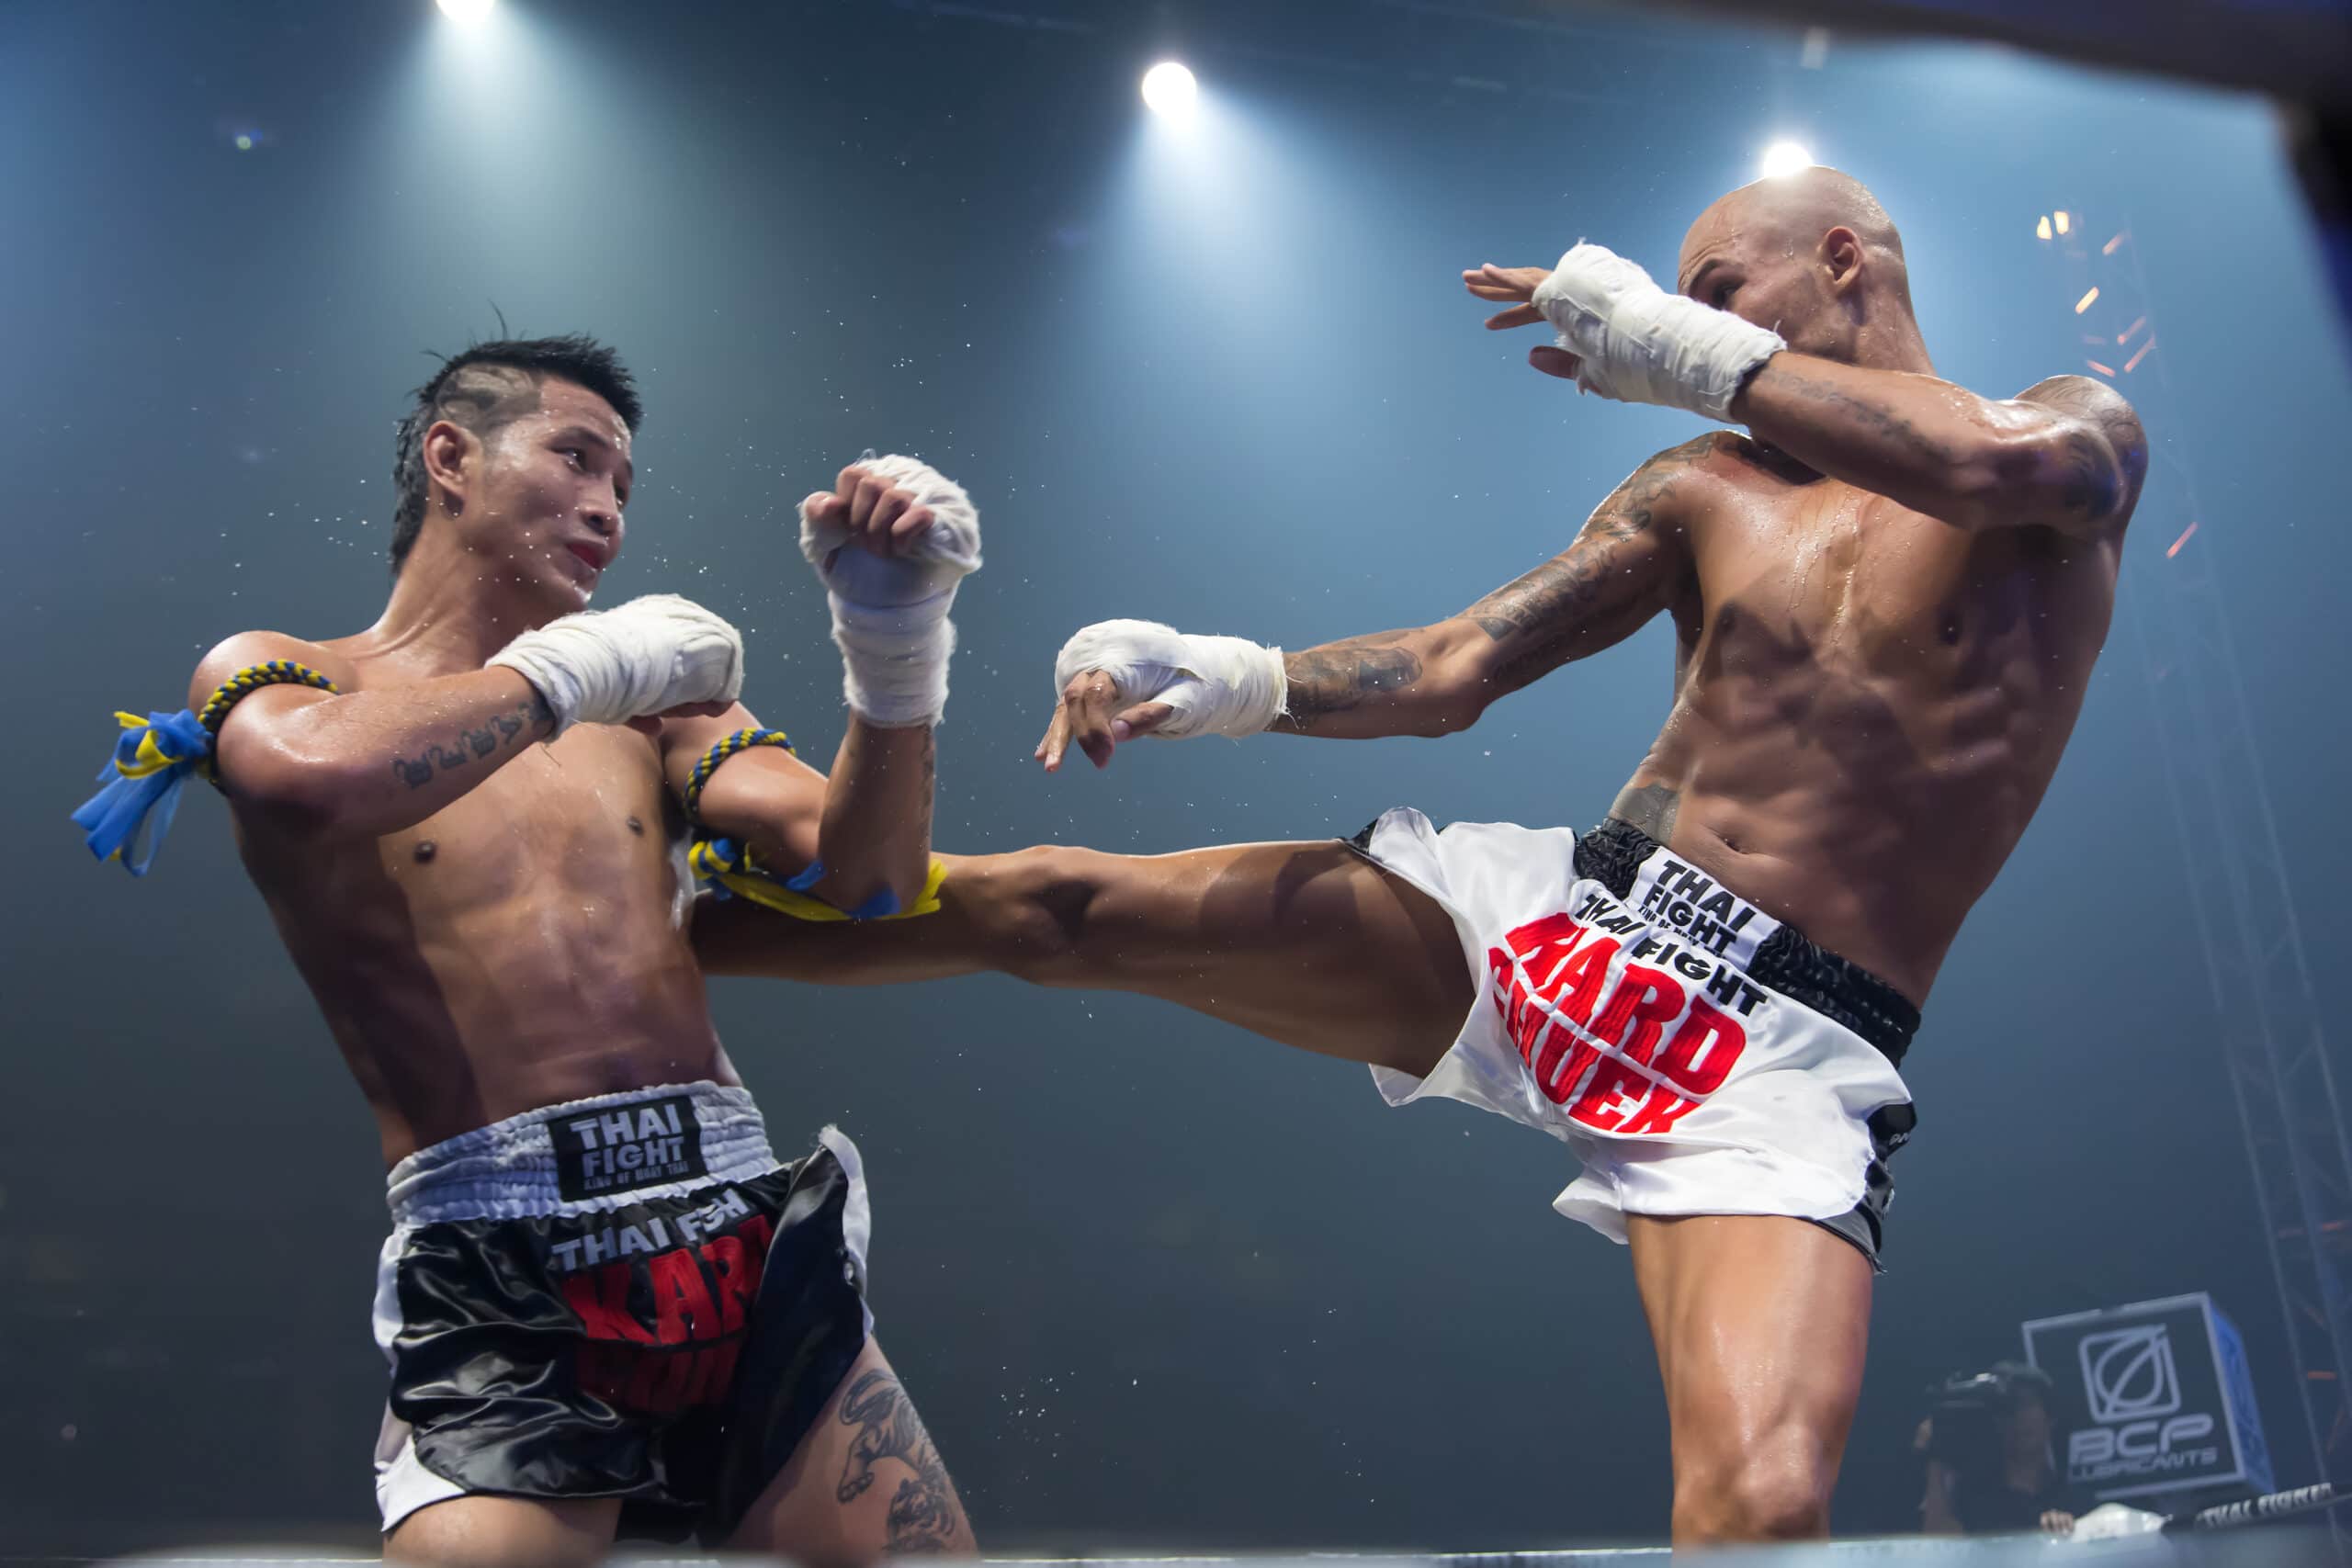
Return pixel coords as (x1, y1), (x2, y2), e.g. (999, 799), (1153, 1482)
(1679, 167), (1904, 291)
(1674, 166), (1918, 366)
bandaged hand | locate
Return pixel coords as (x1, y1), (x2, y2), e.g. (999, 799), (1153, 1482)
(1037, 619), (1287, 771)
(488, 592), (744, 736)
(798, 454), (982, 727)
(1465, 245), (1783, 421)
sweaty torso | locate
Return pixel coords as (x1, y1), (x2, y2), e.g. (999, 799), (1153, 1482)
(1618, 435), (2121, 1004)
(231, 644), (732, 1168)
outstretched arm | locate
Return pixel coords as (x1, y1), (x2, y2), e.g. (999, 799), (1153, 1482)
(1730, 361), (2147, 536)
(1038, 437), (1707, 769)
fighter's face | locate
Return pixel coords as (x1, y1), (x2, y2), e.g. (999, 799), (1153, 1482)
(454, 378), (634, 611)
(1677, 201), (1848, 362)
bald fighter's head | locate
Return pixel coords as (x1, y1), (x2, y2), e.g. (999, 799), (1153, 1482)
(1675, 166), (1919, 367)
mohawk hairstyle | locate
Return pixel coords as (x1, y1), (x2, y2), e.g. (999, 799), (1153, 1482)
(388, 333), (642, 575)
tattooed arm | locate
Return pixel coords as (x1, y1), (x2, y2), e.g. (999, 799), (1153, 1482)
(1273, 436), (1709, 739)
(1732, 359), (2147, 536)
(661, 705), (935, 915)
(191, 630), (554, 838)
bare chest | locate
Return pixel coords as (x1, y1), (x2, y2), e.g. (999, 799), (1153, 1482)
(376, 728), (687, 908)
(1682, 480), (2105, 688)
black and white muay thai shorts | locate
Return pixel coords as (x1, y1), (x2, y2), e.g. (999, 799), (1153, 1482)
(371, 1083), (872, 1543)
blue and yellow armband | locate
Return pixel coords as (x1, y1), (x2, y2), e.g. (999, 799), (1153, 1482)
(71, 660), (338, 876)
(682, 727), (944, 922)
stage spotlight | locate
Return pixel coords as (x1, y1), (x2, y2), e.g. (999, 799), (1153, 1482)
(1758, 140), (1815, 179)
(1142, 62), (1198, 124)
(436, 0), (496, 25)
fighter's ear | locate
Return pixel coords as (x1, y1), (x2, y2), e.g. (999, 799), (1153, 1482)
(422, 419), (478, 516)
(1823, 225), (1866, 293)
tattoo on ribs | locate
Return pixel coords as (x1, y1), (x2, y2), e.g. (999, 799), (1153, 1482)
(836, 1369), (963, 1553)
(1610, 781), (1680, 843)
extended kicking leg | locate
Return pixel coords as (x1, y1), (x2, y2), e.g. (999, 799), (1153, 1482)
(695, 840), (1472, 1077)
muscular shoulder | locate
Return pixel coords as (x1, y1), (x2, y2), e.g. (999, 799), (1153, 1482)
(187, 629), (357, 713)
(1681, 429), (1826, 489)
(2016, 373), (2146, 454)
(1632, 429), (1802, 492)
(1597, 433), (1730, 513)
(1583, 433), (1763, 547)
(2015, 375), (2150, 526)
(2016, 372), (2139, 423)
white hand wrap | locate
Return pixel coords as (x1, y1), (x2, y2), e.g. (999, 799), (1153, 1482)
(1053, 619), (1287, 739)
(798, 452), (982, 728)
(1531, 242), (1785, 421)
(488, 592), (744, 736)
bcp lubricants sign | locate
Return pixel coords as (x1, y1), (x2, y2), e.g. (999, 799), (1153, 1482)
(2023, 1292), (2275, 1502)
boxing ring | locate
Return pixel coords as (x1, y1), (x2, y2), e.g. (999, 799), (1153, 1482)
(42, 1493), (2352, 1566)
(49, 1529), (2347, 1568)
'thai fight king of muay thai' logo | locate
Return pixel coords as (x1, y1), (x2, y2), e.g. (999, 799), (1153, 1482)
(548, 1095), (708, 1200)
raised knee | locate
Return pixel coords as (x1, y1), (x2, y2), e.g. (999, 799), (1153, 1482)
(1674, 1448), (1833, 1544)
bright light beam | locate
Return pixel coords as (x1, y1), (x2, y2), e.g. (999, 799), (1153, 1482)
(1141, 62), (1198, 125)
(436, 0), (496, 26)
(1758, 140), (1815, 180)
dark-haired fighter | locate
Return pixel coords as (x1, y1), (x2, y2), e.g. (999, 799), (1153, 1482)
(120, 337), (980, 1564)
(697, 170), (2146, 1543)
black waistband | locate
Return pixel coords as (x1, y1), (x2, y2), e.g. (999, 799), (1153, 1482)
(1573, 818), (1921, 1067)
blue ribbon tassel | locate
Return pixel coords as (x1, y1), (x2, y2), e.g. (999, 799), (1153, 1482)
(71, 708), (215, 877)
(73, 661), (338, 876)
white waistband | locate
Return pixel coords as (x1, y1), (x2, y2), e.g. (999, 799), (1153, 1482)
(384, 1082), (780, 1228)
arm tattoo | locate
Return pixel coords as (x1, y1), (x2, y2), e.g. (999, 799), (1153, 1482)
(1464, 435), (1706, 689)
(1609, 781), (1680, 843)
(389, 695), (553, 790)
(1772, 367), (1964, 469)
(1277, 629), (1425, 728)
(835, 1368), (964, 1553)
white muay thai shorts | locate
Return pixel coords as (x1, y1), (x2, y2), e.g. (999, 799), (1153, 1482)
(1351, 808), (1919, 1267)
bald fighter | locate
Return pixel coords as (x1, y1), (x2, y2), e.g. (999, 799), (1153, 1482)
(75, 335), (981, 1565)
(697, 169), (2146, 1543)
